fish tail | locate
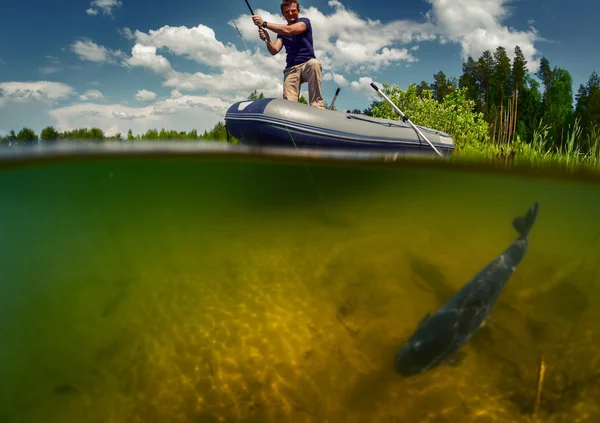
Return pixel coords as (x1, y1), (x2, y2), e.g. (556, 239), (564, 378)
(512, 201), (539, 238)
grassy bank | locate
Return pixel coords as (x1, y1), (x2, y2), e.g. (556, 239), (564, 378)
(451, 118), (600, 172)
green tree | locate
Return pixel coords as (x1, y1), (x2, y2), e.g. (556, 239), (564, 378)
(248, 90), (265, 100)
(142, 129), (159, 140)
(493, 46), (512, 107)
(511, 45), (528, 96)
(106, 132), (123, 141)
(476, 50), (495, 118)
(199, 122), (229, 141)
(515, 75), (543, 142)
(188, 129), (199, 140)
(459, 56), (480, 109)
(447, 76), (459, 92)
(432, 71), (451, 102)
(536, 57), (553, 101)
(16, 127), (38, 143)
(4, 130), (17, 145)
(575, 71), (600, 141)
(89, 127), (105, 141)
(544, 67), (574, 145)
(40, 126), (60, 141)
(127, 129), (136, 141)
(416, 80), (431, 99)
(361, 100), (379, 116)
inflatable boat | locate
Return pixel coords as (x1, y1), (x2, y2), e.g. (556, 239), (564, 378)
(224, 97), (455, 156)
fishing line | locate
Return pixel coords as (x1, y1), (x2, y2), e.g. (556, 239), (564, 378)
(223, 0), (330, 212)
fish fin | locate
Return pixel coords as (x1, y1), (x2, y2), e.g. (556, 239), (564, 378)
(442, 350), (467, 367)
(512, 201), (539, 237)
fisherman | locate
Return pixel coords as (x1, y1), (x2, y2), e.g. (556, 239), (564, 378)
(251, 0), (326, 109)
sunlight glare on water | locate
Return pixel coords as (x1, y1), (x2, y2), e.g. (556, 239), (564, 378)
(1, 143), (600, 423)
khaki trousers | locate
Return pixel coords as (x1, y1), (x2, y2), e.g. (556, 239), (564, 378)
(283, 58), (325, 108)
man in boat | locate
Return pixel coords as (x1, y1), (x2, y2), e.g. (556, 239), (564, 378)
(252, 0), (326, 109)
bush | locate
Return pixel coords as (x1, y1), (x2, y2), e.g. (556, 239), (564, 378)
(370, 83), (489, 151)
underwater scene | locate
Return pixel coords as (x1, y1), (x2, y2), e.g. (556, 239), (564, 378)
(1, 145), (600, 423)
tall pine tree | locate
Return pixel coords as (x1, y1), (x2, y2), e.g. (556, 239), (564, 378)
(511, 45), (528, 96)
(476, 50), (495, 119)
(493, 46), (512, 107)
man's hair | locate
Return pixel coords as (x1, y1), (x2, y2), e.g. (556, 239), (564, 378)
(280, 0), (300, 13)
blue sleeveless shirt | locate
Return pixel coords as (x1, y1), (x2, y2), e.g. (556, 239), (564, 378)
(277, 17), (316, 68)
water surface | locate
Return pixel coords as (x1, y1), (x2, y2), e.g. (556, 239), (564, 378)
(1, 144), (600, 422)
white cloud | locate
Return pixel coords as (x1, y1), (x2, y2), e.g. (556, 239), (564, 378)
(39, 66), (60, 74)
(48, 95), (231, 136)
(71, 39), (125, 64)
(86, 0), (122, 16)
(0, 82), (78, 135)
(120, 25), (283, 97)
(45, 55), (60, 64)
(120, 27), (136, 40)
(126, 24), (284, 74)
(123, 44), (174, 74)
(425, 0), (542, 71)
(349, 77), (382, 102)
(80, 89), (105, 101)
(228, 4), (429, 74)
(163, 69), (281, 98)
(0, 81), (76, 107)
(135, 89), (157, 102)
(324, 72), (349, 87)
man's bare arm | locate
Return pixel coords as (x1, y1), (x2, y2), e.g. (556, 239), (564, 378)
(259, 28), (283, 55)
(264, 21), (307, 36)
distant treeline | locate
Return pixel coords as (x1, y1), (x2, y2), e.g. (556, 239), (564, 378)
(0, 121), (231, 145)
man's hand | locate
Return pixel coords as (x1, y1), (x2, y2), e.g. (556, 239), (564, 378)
(252, 14), (264, 27)
(258, 28), (270, 42)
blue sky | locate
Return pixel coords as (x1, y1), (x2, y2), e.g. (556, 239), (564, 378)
(0, 0), (598, 137)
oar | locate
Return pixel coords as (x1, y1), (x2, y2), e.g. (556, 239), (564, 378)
(370, 82), (443, 157)
(329, 87), (340, 110)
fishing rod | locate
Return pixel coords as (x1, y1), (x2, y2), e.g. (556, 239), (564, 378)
(370, 82), (443, 157)
(243, 0), (254, 15)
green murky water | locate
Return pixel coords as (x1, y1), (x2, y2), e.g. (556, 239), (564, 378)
(1, 145), (600, 422)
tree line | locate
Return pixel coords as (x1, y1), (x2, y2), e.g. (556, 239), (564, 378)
(421, 47), (598, 149)
(352, 46), (599, 152)
(0, 122), (231, 145)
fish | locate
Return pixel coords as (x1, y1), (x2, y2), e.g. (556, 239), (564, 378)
(394, 201), (539, 376)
